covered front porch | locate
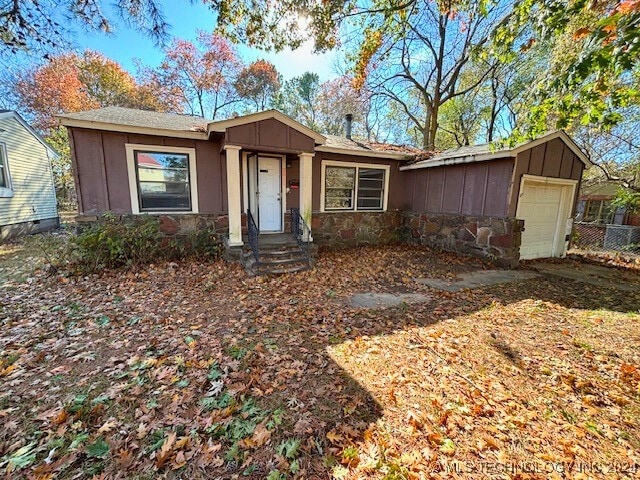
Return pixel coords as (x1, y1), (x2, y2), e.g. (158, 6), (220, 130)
(224, 147), (316, 274)
(223, 146), (314, 247)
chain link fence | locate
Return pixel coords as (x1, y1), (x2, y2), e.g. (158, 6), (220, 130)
(572, 222), (640, 258)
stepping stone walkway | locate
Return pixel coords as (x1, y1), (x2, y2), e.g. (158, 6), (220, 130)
(348, 292), (432, 309)
(414, 270), (540, 292)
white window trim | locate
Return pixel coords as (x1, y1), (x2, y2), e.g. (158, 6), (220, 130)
(0, 142), (13, 198)
(125, 143), (199, 214)
(320, 160), (390, 212)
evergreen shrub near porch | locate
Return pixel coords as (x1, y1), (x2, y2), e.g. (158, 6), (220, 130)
(40, 213), (220, 274)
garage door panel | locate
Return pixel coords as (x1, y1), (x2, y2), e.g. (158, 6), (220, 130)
(518, 181), (565, 260)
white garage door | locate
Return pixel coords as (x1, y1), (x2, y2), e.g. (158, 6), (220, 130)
(517, 180), (570, 260)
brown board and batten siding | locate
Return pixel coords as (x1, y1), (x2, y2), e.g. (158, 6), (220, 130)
(507, 137), (584, 217)
(225, 118), (316, 154)
(69, 128), (227, 215)
(313, 151), (405, 212)
(404, 158), (514, 217)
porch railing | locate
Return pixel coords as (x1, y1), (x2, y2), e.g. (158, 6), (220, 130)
(290, 207), (310, 263)
(246, 209), (260, 264)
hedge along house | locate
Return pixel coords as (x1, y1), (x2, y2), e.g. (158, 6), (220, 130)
(58, 107), (589, 272)
(58, 107), (416, 273)
(401, 131), (591, 266)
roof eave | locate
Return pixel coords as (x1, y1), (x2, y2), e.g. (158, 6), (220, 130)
(400, 151), (513, 170)
(316, 145), (414, 160)
(0, 111), (59, 157)
(58, 117), (210, 140)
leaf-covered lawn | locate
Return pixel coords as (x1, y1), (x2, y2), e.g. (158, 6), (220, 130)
(1, 243), (639, 479)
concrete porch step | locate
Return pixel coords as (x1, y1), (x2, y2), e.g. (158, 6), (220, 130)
(231, 232), (316, 276)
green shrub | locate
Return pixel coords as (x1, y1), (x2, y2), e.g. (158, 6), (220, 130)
(36, 213), (220, 274)
(73, 213), (162, 271)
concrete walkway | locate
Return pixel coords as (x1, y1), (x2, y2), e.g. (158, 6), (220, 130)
(532, 262), (640, 292)
(414, 270), (540, 292)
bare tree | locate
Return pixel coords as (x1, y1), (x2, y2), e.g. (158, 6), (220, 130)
(356, 0), (514, 149)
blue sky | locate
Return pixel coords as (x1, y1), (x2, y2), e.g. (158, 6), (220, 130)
(74, 1), (339, 81)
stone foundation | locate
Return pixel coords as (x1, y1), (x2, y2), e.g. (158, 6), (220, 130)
(311, 211), (404, 247)
(76, 213), (233, 237)
(74, 211), (526, 267)
(403, 212), (524, 268)
(0, 216), (60, 242)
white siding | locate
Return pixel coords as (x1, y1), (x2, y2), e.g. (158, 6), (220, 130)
(0, 116), (58, 226)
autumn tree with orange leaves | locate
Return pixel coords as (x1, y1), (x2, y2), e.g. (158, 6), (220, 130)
(235, 60), (281, 112)
(150, 32), (242, 120)
(15, 50), (176, 131)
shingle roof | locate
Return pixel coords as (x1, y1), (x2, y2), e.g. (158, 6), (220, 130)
(323, 134), (422, 156)
(59, 106), (210, 133)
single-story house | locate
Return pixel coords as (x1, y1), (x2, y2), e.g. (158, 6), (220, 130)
(572, 182), (640, 251)
(0, 111), (59, 241)
(58, 107), (590, 270)
(575, 182), (636, 225)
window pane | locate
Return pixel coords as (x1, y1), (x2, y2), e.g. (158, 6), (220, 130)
(357, 197), (383, 209)
(357, 168), (384, 210)
(139, 182), (190, 210)
(583, 200), (600, 222)
(325, 196), (353, 209)
(326, 166), (355, 189)
(135, 151), (191, 211)
(0, 147), (6, 188)
(138, 166), (188, 182)
(325, 166), (355, 210)
(136, 152), (188, 170)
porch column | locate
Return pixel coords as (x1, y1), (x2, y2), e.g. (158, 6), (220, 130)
(299, 152), (314, 241)
(224, 145), (243, 246)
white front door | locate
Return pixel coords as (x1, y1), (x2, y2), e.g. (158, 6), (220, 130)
(257, 156), (282, 231)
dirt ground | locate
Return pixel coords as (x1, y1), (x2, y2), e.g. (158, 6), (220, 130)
(0, 241), (639, 479)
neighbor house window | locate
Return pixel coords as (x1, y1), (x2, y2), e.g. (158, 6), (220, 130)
(323, 161), (389, 212)
(0, 143), (11, 191)
(125, 144), (198, 214)
(583, 199), (615, 224)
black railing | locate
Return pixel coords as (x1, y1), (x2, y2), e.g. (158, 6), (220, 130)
(290, 207), (310, 263)
(246, 209), (260, 263)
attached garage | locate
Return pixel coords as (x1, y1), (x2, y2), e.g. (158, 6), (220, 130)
(401, 131), (591, 267)
(516, 176), (577, 260)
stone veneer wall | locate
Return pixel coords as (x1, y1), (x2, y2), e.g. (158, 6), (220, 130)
(403, 212), (524, 268)
(76, 213), (238, 237)
(311, 211), (404, 247)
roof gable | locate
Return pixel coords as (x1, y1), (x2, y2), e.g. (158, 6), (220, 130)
(208, 110), (326, 144)
(401, 130), (591, 171)
(0, 111), (59, 157)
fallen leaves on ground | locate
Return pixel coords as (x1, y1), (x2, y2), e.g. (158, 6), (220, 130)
(0, 242), (639, 479)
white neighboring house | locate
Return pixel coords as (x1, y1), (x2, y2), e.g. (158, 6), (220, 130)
(0, 111), (59, 241)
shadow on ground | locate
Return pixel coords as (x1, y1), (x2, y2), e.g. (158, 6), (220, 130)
(1, 244), (639, 478)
